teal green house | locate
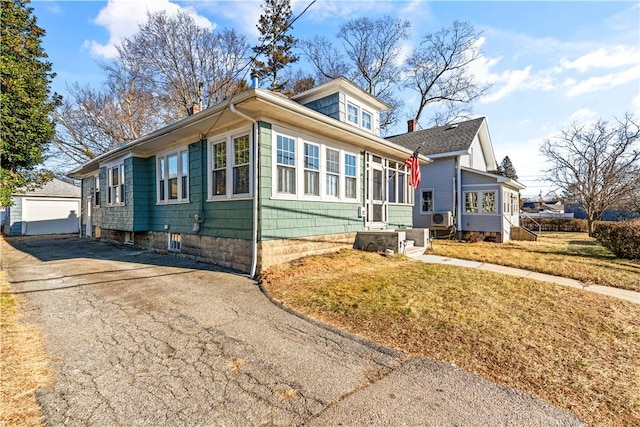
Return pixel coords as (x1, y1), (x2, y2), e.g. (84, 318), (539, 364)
(69, 78), (427, 275)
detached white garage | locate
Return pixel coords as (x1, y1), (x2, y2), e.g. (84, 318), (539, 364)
(2, 179), (81, 236)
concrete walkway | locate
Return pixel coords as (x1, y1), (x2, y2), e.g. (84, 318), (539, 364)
(407, 252), (640, 304)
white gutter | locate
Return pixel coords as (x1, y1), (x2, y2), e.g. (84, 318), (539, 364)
(229, 103), (260, 279)
(241, 89), (430, 164)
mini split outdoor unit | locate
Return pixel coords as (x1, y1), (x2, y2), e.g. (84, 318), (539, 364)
(431, 211), (453, 229)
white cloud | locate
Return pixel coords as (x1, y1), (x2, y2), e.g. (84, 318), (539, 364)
(86, 0), (214, 59)
(568, 108), (597, 123)
(303, 0), (398, 22)
(561, 45), (640, 72)
(565, 64), (640, 96)
(481, 66), (532, 103)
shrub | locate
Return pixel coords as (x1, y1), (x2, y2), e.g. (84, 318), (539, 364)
(592, 219), (640, 260)
(464, 231), (484, 243)
(520, 217), (588, 232)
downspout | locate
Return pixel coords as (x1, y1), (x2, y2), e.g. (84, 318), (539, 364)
(456, 157), (462, 239)
(229, 103), (259, 279)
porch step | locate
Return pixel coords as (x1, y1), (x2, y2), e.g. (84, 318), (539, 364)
(404, 241), (426, 256)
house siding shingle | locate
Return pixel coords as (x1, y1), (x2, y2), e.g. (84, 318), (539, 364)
(303, 93), (340, 120)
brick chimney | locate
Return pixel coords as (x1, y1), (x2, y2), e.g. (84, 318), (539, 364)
(189, 102), (200, 116)
(407, 119), (417, 132)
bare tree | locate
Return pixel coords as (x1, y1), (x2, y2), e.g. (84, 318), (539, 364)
(404, 21), (491, 127)
(51, 11), (251, 167)
(300, 35), (350, 83)
(301, 16), (410, 131)
(130, 11), (250, 114)
(540, 114), (640, 235)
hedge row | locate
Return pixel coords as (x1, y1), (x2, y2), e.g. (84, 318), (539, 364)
(520, 217), (588, 232)
(592, 219), (640, 260)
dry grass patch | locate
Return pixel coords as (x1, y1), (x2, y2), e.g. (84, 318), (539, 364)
(262, 250), (640, 427)
(0, 272), (54, 427)
(431, 232), (640, 292)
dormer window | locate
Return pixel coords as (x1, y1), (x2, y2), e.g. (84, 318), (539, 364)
(362, 110), (372, 130)
(347, 103), (359, 125)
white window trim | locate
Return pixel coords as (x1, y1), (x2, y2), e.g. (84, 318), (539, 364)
(157, 146), (190, 204)
(464, 190), (500, 215)
(361, 109), (373, 131)
(344, 96), (378, 134)
(420, 188), (434, 214)
(271, 127), (360, 203)
(385, 160), (413, 206)
(106, 163), (125, 206)
(94, 174), (101, 207)
(207, 128), (253, 201)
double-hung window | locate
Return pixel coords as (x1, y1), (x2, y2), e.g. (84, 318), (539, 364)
(347, 103), (359, 125)
(276, 135), (296, 194)
(326, 148), (340, 197)
(304, 143), (319, 196)
(465, 191), (498, 213)
(421, 189), (434, 213)
(94, 175), (101, 206)
(465, 192), (478, 213)
(483, 191), (497, 213)
(233, 135), (250, 195)
(362, 110), (372, 130)
(211, 141), (226, 196)
(344, 153), (357, 199)
(208, 132), (252, 199)
(157, 149), (189, 203)
(273, 129), (360, 201)
(107, 164), (124, 205)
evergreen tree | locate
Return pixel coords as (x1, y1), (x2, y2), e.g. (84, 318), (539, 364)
(1, 0), (59, 206)
(252, 0), (298, 91)
(500, 156), (518, 180)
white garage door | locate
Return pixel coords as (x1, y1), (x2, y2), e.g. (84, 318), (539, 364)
(23, 198), (81, 235)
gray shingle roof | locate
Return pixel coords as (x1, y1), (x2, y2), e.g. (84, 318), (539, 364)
(24, 178), (81, 198)
(386, 117), (485, 156)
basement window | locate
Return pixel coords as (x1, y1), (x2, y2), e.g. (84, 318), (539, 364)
(124, 231), (134, 245)
(168, 233), (181, 252)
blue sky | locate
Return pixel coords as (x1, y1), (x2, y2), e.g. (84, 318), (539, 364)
(32, 0), (640, 199)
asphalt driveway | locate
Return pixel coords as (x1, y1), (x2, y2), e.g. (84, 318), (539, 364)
(1, 236), (584, 426)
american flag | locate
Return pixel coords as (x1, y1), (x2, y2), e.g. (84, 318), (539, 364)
(404, 149), (421, 188)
